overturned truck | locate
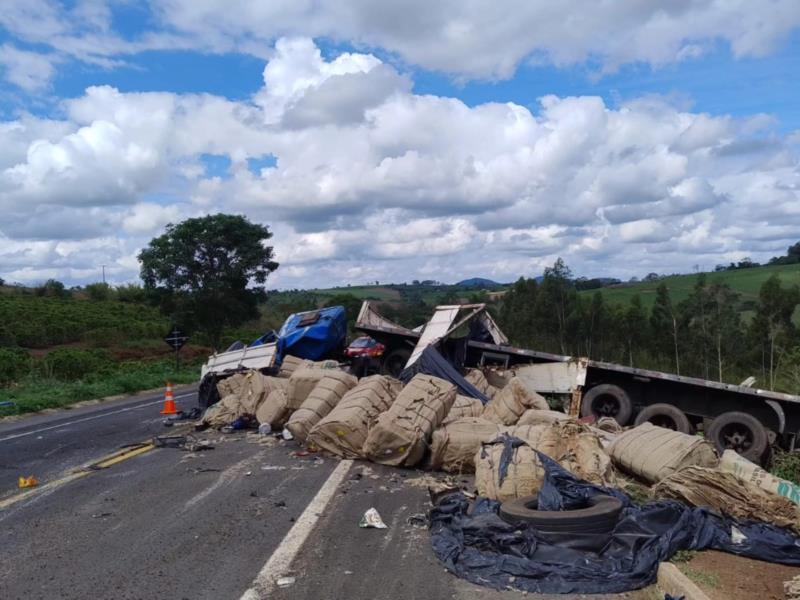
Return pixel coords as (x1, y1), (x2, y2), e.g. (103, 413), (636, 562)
(356, 301), (800, 464)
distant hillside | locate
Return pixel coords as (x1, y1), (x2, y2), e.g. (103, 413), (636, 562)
(579, 263), (800, 313)
(455, 277), (501, 287)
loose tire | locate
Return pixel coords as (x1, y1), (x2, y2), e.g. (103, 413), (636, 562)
(707, 411), (769, 463)
(382, 348), (411, 378)
(580, 384), (633, 425)
(499, 494), (623, 530)
(634, 403), (693, 434)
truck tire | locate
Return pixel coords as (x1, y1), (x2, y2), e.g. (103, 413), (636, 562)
(499, 494), (623, 531)
(634, 403), (693, 434)
(707, 411), (769, 463)
(580, 384), (633, 426)
(382, 348), (411, 378)
(198, 373), (220, 409)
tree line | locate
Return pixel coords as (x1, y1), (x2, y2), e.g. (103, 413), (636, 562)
(498, 259), (800, 393)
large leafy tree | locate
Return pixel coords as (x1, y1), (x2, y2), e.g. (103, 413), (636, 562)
(139, 214), (279, 349)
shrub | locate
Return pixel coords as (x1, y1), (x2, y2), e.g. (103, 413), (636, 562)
(42, 348), (112, 381)
(771, 450), (800, 486)
(85, 283), (113, 301)
(0, 348), (30, 385)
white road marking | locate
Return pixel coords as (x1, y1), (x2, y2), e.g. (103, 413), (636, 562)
(0, 393), (195, 443)
(239, 459), (353, 600)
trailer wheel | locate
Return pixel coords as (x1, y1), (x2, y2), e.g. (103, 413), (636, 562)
(580, 384), (633, 425)
(198, 373), (220, 409)
(707, 411), (769, 463)
(382, 348), (411, 378)
(634, 403), (693, 434)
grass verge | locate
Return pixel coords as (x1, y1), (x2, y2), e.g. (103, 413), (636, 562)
(0, 358), (202, 416)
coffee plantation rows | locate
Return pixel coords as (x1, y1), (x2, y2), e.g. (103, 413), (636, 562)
(0, 294), (168, 349)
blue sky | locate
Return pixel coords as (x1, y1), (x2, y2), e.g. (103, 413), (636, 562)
(0, 2), (798, 288)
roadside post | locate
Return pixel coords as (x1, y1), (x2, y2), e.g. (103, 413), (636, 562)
(164, 326), (189, 371)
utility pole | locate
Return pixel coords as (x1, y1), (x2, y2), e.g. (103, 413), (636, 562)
(101, 265), (106, 284)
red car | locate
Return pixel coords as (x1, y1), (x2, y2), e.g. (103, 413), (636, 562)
(345, 336), (385, 358)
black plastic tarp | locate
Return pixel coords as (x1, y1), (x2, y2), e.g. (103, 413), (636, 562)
(399, 346), (489, 403)
(429, 437), (800, 595)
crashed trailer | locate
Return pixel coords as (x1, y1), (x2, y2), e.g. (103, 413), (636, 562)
(355, 300), (800, 463)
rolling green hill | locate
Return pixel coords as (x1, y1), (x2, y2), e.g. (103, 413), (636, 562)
(580, 263), (800, 311)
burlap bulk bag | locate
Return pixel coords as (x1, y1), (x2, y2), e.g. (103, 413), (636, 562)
(308, 375), (402, 459)
(201, 394), (244, 427)
(608, 422), (718, 484)
(655, 466), (800, 532)
(482, 378), (549, 425)
(475, 436), (544, 502)
(508, 421), (616, 487)
(443, 394), (485, 425)
(285, 371), (358, 442)
(363, 374), (457, 466)
(429, 418), (504, 472)
(278, 355), (311, 378)
(216, 371), (274, 414)
(516, 409), (570, 426)
(286, 368), (330, 410)
(256, 388), (291, 428)
(463, 369), (498, 399)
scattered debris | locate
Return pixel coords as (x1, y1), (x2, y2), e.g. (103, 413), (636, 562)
(276, 576), (296, 588)
(17, 475), (38, 488)
(359, 507), (387, 529)
(152, 434), (214, 452)
(281, 428), (294, 441)
(91, 512), (113, 519)
(785, 574), (800, 600)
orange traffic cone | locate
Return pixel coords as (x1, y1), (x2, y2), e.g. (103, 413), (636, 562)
(160, 382), (178, 415)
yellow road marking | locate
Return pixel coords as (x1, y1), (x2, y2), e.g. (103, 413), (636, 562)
(0, 441), (158, 511)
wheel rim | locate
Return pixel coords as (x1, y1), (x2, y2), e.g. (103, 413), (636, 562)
(649, 415), (677, 430)
(718, 422), (754, 453)
(592, 394), (620, 418)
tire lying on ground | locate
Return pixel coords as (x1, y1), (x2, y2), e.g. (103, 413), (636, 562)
(580, 384), (633, 425)
(499, 494), (624, 530)
(498, 493), (624, 553)
(706, 411), (769, 464)
(634, 403), (693, 434)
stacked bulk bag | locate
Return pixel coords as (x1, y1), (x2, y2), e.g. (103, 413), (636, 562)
(475, 435), (544, 502)
(482, 378), (549, 425)
(363, 374), (456, 466)
(285, 371), (358, 442)
(308, 375), (401, 459)
(286, 368), (329, 410)
(429, 418), (504, 472)
(442, 395), (485, 425)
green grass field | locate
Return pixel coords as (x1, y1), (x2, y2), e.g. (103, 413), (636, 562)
(311, 285), (403, 302)
(580, 263), (800, 309)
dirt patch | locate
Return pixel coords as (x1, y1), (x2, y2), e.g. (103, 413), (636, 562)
(681, 550), (800, 600)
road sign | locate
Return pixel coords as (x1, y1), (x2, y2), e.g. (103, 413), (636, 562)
(164, 326), (189, 351)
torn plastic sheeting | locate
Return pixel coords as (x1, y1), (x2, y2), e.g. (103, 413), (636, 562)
(429, 442), (800, 595)
(399, 346), (489, 403)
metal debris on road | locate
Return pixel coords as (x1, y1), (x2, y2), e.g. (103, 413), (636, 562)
(359, 507), (387, 529)
(276, 576), (296, 588)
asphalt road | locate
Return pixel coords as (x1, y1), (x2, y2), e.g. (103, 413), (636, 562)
(0, 391), (655, 600)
